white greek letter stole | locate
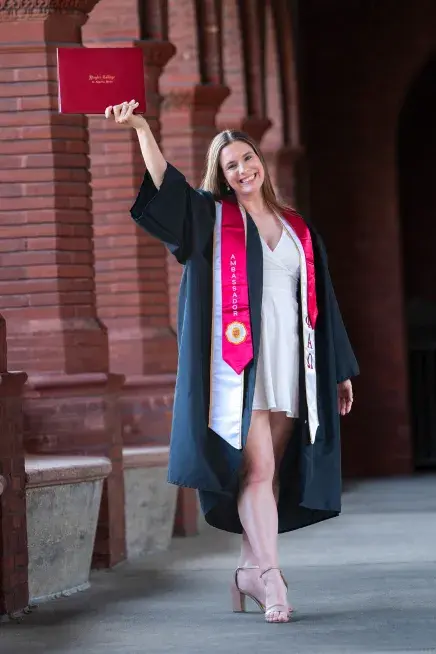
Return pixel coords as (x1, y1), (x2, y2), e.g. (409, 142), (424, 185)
(209, 199), (319, 449)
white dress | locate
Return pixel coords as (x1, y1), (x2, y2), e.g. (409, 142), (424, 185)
(252, 225), (300, 417)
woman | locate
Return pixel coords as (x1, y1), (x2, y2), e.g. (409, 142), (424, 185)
(105, 100), (359, 624)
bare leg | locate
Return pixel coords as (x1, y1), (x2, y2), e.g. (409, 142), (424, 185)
(237, 410), (288, 622)
(234, 530), (265, 609)
(270, 412), (295, 503)
(239, 412), (294, 561)
(239, 530), (257, 567)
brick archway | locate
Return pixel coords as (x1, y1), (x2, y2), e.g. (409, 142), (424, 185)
(298, 0), (436, 476)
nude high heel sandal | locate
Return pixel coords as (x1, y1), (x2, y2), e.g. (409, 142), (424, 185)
(260, 567), (291, 623)
(231, 566), (265, 613)
(231, 566), (293, 616)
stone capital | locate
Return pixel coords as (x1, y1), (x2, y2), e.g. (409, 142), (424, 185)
(240, 116), (272, 143)
(0, 0), (100, 20)
(134, 39), (176, 72)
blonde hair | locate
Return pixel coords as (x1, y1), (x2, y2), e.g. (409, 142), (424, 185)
(200, 130), (292, 215)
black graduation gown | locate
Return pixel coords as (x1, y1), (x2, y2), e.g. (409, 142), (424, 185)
(130, 162), (359, 534)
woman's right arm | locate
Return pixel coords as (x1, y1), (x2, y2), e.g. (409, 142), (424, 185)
(105, 100), (166, 188)
(105, 100), (213, 263)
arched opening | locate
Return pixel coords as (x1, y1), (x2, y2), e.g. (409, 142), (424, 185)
(398, 57), (436, 469)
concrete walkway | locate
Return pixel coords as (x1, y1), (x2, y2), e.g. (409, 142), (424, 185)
(2, 475), (436, 654)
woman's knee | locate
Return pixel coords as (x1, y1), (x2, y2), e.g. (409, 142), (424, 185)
(242, 454), (275, 486)
(242, 409), (275, 485)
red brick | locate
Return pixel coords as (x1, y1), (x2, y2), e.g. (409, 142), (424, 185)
(0, 239), (26, 252)
(0, 80), (51, 98)
(0, 52), (51, 69)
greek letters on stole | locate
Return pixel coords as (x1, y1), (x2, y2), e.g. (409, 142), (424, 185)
(209, 199), (319, 449)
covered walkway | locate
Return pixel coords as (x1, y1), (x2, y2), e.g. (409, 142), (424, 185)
(2, 476), (436, 654)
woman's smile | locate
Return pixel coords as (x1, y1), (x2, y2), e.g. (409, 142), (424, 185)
(240, 173), (256, 184)
(220, 140), (265, 196)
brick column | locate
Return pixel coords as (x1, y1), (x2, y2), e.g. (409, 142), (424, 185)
(83, 1), (178, 450)
(262, 0), (302, 205)
(0, 2), (126, 568)
(218, 0), (271, 145)
(0, 315), (28, 616)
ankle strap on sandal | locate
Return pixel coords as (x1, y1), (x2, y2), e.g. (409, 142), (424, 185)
(260, 567), (288, 591)
(260, 567), (280, 579)
(234, 565), (260, 589)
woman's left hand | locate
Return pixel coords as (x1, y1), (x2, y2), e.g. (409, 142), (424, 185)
(337, 379), (353, 416)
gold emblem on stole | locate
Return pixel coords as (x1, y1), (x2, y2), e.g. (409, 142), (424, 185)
(225, 321), (247, 345)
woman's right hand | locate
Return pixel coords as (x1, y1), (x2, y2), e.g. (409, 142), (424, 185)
(105, 100), (147, 130)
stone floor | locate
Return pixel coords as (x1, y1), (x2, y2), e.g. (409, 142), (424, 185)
(2, 475), (436, 654)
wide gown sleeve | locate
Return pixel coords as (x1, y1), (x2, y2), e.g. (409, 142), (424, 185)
(324, 264), (360, 383)
(312, 227), (360, 383)
(130, 162), (214, 264)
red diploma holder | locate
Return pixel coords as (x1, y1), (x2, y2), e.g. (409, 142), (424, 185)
(57, 47), (146, 115)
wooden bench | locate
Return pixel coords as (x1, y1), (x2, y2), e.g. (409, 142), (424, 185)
(123, 446), (178, 559)
(25, 454), (111, 604)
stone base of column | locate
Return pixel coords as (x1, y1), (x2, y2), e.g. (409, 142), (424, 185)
(119, 376), (200, 538)
(107, 327), (178, 377)
(0, 371), (29, 617)
(5, 317), (109, 376)
(120, 374), (176, 446)
(23, 372), (126, 569)
(173, 488), (198, 537)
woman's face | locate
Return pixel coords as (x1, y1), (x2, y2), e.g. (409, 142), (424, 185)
(219, 141), (265, 198)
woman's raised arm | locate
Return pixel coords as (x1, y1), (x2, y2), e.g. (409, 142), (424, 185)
(104, 100), (214, 264)
(105, 100), (166, 188)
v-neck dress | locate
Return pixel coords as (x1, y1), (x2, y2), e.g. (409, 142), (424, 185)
(252, 225), (301, 417)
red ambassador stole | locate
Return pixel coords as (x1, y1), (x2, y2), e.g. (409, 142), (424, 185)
(209, 199), (320, 449)
(220, 199), (254, 374)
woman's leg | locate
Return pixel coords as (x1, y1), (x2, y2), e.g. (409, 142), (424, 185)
(237, 412), (295, 608)
(234, 530), (265, 610)
(237, 410), (288, 622)
(239, 530), (257, 566)
(239, 413), (294, 561)
(239, 414), (293, 564)
(270, 412), (295, 502)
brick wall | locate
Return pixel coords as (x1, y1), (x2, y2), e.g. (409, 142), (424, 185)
(0, 15), (108, 375)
